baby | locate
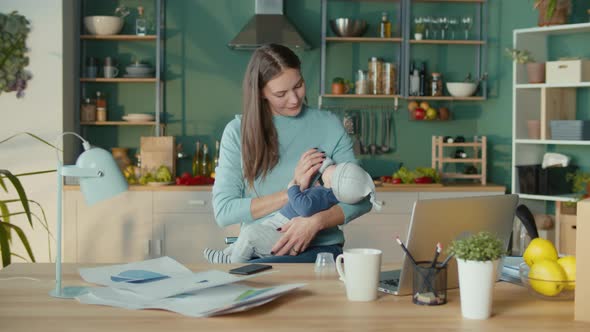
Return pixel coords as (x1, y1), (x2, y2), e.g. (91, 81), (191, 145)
(204, 158), (381, 264)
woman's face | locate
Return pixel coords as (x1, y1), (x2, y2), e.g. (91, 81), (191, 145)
(262, 68), (305, 117)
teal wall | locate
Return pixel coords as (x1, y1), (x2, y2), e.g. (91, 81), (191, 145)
(81, 0), (590, 189)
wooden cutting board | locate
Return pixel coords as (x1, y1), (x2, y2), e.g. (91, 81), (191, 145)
(376, 182), (444, 188)
(140, 136), (176, 175)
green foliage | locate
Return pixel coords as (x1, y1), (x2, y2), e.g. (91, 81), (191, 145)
(392, 166), (441, 184)
(0, 11), (32, 98)
(533, 0), (572, 21)
(448, 231), (505, 262)
(415, 23), (425, 34)
(566, 171), (590, 201)
(1, 132), (58, 267)
(505, 48), (535, 64)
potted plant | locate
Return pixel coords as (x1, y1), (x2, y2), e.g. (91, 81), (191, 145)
(505, 48), (545, 84)
(0, 11), (32, 98)
(414, 22), (425, 41)
(331, 77), (352, 95)
(566, 170), (590, 201)
(1, 132), (55, 267)
(534, 0), (572, 26)
(448, 231), (505, 320)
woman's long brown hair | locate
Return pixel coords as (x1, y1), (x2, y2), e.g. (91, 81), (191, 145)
(241, 44), (301, 189)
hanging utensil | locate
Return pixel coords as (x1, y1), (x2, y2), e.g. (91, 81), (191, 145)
(369, 111), (377, 155)
(381, 110), (391, 153)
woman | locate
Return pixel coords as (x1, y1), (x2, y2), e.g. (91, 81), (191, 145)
(212, 44), (372, 263)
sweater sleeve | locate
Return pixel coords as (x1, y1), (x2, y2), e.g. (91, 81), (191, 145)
(212, 119), (254, 227)
(287, 186), (334, 217)
(329, 119), (373, 224)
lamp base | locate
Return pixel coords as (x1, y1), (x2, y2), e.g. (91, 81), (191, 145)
(49, 286), (89, 299)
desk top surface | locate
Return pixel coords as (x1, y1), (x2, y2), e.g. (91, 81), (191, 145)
(0, 263), (587, 332)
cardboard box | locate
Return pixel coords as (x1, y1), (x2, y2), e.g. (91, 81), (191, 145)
(140, 136), (176, 176)
(546, 59), (590, 84)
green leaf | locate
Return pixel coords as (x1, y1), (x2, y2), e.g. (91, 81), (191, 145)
(0, 170), (32, 226)
(2, 222), (35, 263)
(0, 221), (12, 267)
(0, 132), (60, 151)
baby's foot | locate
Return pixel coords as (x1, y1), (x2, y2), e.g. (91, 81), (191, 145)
(203, 248), (231, 264)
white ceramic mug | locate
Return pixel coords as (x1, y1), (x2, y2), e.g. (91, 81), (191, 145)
(336, 248), (382, 302)
(103, 66), (119, 78)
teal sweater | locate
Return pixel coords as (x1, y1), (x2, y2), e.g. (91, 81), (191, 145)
(212, 106), (372, 246)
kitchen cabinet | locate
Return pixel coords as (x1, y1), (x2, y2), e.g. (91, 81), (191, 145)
(64, 187), (504, 264)
(76, 0), (165, 156)
(510, 22), (590, 253)
(319, 0), (488, 106)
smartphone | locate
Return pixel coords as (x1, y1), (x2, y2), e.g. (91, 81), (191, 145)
(229, 263), (273, 275)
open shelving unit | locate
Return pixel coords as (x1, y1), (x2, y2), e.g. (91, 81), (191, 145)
(511, 22), (590, 253)
(319, 0), (488, 106)
(432, 135), (487, 185)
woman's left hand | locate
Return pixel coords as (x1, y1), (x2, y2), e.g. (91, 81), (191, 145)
(271, 216), (321, 256)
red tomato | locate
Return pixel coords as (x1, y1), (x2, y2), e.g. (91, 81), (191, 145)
(414, 176), (433, 184)
(391, 178), (402, 184)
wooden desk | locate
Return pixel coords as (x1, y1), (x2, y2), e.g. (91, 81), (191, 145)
(1, 263), (588, 332)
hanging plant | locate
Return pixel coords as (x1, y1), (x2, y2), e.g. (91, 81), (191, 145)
(0, 11), (32, 98)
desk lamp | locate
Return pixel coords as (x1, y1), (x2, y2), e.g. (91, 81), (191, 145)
(49, 132), (127, 298)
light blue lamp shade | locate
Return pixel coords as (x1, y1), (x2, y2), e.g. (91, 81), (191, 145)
(77, 146), (128, 205)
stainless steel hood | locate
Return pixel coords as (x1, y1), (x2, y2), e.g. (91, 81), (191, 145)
(228, 0), (311, 50)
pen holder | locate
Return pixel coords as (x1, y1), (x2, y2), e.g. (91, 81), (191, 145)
(412, 261), (447, 306)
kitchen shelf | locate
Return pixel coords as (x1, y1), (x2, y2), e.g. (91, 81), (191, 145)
(80, 35), (157, 41)
(325, 37), (403, 43)
(81, 121), (164, 126)
(414, 0), (484, 3)
(322, 94), (402, 99)
(516, 193), (578, 203)
(409, 40), (485, 45)
(513, 22), (590, 36)
(406, 96), (485, 101)
(515, 139), (590, 146)
(515, 82), (590, 89)
(80, 78), (158, 83)
(440, 158), (482, 163)
(440, 173), (483, 179)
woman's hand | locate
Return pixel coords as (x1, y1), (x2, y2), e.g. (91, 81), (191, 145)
(293, 148), (325, 190)
(271, 215), (322, 256)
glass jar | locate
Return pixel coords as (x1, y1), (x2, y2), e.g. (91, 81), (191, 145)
(355, 70), (368, 95)
(430, 72), (443, 96)
(368, 57), (383, 95)
(80, 98), (96, 122)
(382, 62), (396, 95)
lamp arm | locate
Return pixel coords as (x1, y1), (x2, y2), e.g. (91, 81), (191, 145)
(60, 165), (103, 178)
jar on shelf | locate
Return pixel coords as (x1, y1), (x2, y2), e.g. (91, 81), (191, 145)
(355, 70), (368, 95)
(430, 72), (443, 97)
(80, 98), (96, 122)
(96, 91), (107, 121)
(368, 57), (383, 95)
(382, 62), (396, 95)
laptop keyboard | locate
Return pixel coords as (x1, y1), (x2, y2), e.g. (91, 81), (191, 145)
(381, 278), (399, 287)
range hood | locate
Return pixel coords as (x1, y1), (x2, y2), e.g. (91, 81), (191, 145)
(228, 0), (311, 50)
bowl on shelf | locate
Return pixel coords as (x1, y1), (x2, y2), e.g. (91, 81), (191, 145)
(125, 66), (154, 76)
(519, 262), (574, 301)
(329, 18), (367, 37)
(446, 82), (478, 97)
(83, 16), (124, 35)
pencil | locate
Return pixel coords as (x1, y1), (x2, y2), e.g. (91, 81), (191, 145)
(395, 236), (418, 266)
(430, 243), (442, 268)
(440, 253), (455, 268)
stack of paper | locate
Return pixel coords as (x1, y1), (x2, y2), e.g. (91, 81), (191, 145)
(76, 256), (305, 317)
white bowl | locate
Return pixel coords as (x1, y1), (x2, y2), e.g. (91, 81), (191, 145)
(125, 66), (154, 75)
(84, 16), (124, 35)
(446, 82), (478, 97)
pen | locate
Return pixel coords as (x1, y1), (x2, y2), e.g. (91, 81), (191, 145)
(440, 253), (455, 268)
(395, 236), (417, 266)
(430, 242), (442, 268)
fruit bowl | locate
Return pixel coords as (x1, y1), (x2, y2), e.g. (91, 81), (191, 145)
(84, 16), (124, 35)
(446, 82), (477, 97)
(519, 262), (574, 301)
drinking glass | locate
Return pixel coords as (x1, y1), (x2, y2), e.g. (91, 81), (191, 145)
(448, 17), (458, 40)
(431, 17), (442, 40)
(462, 16), (473, 40)
(440, 16), (449, 40)
(423, 16), (432, 39)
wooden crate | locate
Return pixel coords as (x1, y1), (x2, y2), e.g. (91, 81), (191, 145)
(431, 136), (487, 185)
(559, 214), (577, 255)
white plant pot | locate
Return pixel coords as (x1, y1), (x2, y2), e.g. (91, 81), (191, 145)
(414, 33), (423, 40)
(456, 258), (499, 320)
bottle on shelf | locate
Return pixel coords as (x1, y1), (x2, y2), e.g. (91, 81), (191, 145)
(136, 6), (147, 36)
(409, 62), (420, 96)
(192, 141), (203, 176)
(95, 91), (107, 121)
(211, 140), (220, 179)
(379, 12), (392, 38)
(201, 143), (212, 177)
(454, 149), (467, 159)
(419, 62), (427, 97)
(80, 97), (96, 122)
(430, 72), (443, 97)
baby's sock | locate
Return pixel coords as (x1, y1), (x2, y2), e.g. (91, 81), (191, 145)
(203, 248), (231, 264)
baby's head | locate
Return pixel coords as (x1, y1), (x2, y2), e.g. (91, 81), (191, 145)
(319, 158), (381, 210)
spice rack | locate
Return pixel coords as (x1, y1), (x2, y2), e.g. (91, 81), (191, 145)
(431, 135), (487, 185)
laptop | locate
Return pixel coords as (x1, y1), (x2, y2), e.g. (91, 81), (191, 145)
(378, 194), (518, 296)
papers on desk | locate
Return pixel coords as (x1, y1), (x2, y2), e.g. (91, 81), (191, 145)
(500, 256), (524, 285)
(76, 256), (305, 317)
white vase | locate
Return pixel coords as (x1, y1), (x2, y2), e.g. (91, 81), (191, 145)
(414, 33), (423, 40)
(456, 258), (499, 320)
